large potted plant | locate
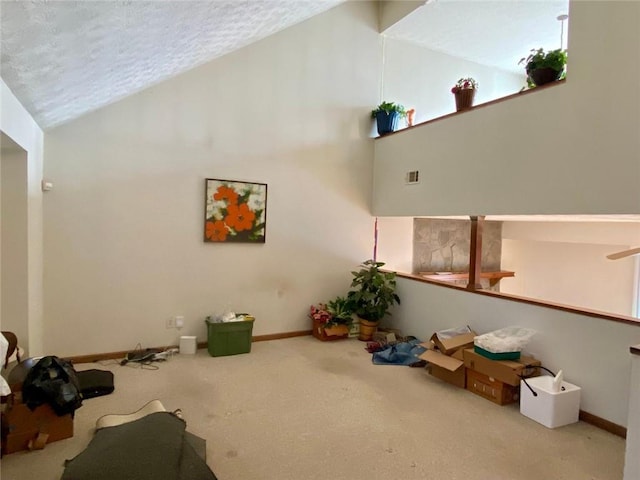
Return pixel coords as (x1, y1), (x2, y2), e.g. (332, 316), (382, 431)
(371, 101), (407, 136)
(519, 48), (567, 87)
(346, 260), (400, 341)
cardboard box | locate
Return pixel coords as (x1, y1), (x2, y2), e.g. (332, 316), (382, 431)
(430, 330), (477, 356)
(466, 368), (520, 405)
(426, 364), (466, 388)
(463, 348), (541, 386)
(420, 349), (466, 388)
(1, 398), (74, 454)
(450, 347), (465, 361)
(372, 331), (397, 343)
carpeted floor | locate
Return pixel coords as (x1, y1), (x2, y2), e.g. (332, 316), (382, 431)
(0, 336), (626, 479)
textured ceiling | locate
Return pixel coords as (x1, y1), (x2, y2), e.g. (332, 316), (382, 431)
(0, 0), (346, 129)
(1, 0), (569, 131)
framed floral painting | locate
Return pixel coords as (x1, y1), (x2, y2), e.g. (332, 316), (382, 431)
(204, 179), (267, 243)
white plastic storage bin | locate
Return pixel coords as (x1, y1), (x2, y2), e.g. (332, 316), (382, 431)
(179, 335), (197, 355)
(520, 376), (581, 428)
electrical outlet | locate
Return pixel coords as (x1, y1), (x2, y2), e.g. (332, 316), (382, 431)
(166, 317), (175, 329)
(175, 316), (184, 328)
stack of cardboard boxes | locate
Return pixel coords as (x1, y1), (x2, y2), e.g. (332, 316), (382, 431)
(420, 328), (541, 405)
(420, 329), (475, 389)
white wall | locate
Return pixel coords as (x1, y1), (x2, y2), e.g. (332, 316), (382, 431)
(1, 150), (29, 344)
(373, 1), (640, 216)
(42, 1), (382, 356)
(389, 276), (640, 427)
(501, 222), (640, 317)
(375, 216), (413, 272)
(0, 79), (45, 356)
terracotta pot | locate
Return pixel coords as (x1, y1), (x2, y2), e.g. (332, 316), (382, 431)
(454, 89), (475, 112)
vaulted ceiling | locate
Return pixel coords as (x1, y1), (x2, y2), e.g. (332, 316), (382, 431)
(1, 0), (568, 131)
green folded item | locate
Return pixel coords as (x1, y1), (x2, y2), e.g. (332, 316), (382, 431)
(474, 345), (521, 361)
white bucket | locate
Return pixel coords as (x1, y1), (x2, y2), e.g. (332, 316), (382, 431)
(179, 336), (197, 355)
(520, 375), (581, 428)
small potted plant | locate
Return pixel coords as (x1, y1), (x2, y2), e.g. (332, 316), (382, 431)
(519, 48), (567, 87)
(309, 302), (349, 341)
(346, 260), (400, 341)
(451, 77), (478, 112)
(326, 296), (353, 324)
(371, 101), (407, 136)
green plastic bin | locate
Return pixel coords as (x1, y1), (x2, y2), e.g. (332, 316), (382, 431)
(206, 318), (254, 357)
(474, 345), (521, 361)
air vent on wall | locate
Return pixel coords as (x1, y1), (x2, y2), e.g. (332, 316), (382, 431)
(405, 170), (420, 185)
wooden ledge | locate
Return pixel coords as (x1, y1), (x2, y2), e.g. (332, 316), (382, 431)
(631, 344), (640, 356)
(395, 270), (640, 327)
(374, 79), (566, 139)
(419, 270), (514, 287)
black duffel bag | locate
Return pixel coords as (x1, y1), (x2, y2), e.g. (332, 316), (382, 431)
(22, 355), (83, 416)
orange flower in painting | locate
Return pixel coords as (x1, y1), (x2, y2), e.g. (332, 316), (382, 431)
(225, 203), (256, 232)
(205, 220), (229, 241)
(213, 185), (238, 206)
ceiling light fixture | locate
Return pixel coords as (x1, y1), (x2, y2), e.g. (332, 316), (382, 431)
(557, 14), (569, 49)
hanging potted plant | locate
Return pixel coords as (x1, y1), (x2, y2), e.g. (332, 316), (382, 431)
(519, 48), (567, 87)
(371, 101), (407, 136)
(346, 260), (400, 341)
(451, 77), (478, 112)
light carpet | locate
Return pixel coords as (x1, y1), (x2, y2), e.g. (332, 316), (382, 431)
(0, 336), (625, 480)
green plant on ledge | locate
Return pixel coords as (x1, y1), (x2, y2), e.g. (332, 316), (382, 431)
(371, 101), (407, 136)
(519, 48), (567, 88)
(370, 101), (407, 119)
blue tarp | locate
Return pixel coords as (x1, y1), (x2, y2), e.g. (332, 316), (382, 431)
(371, 338), (426, 366)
